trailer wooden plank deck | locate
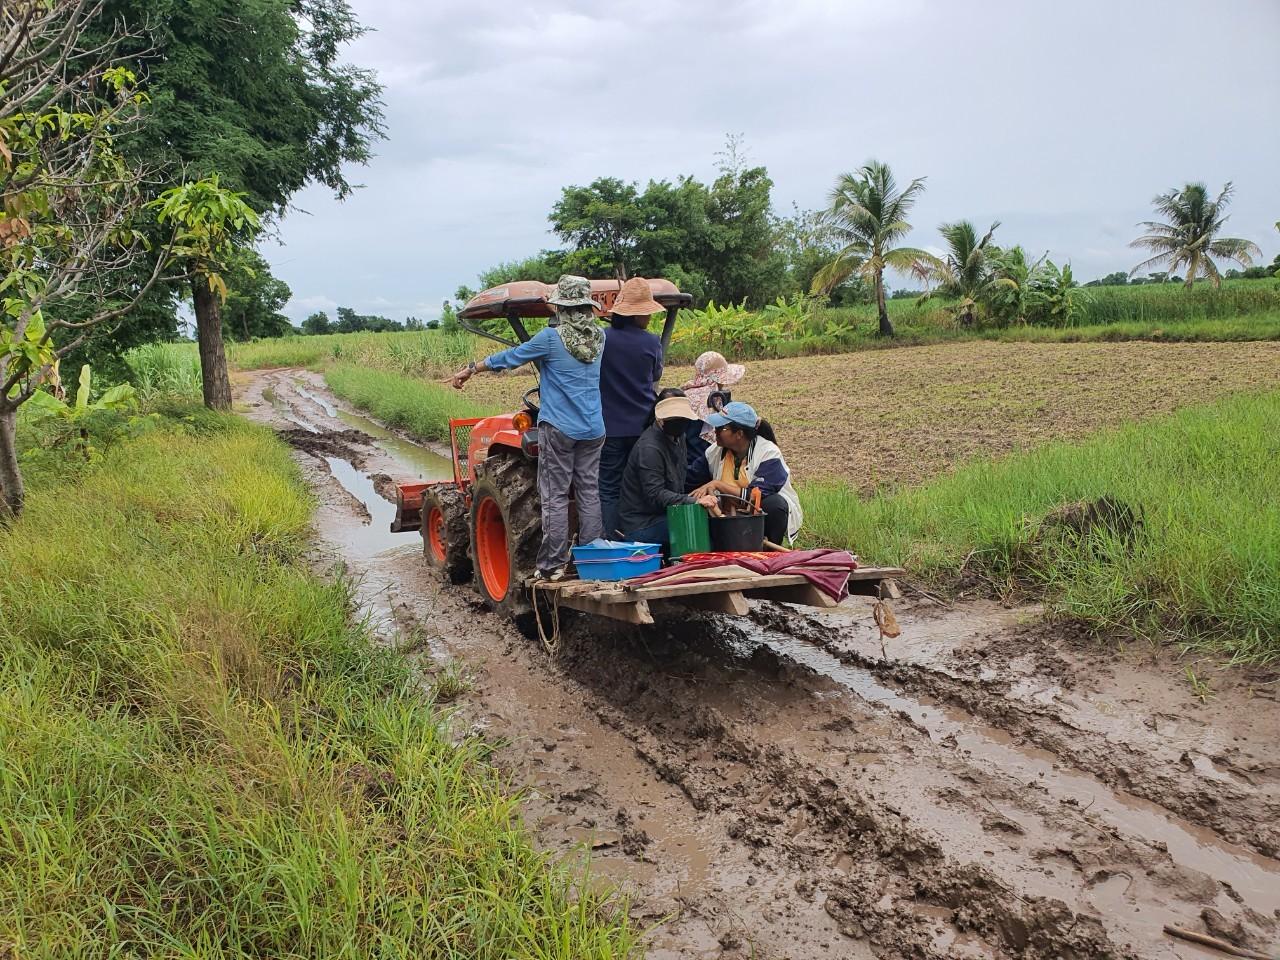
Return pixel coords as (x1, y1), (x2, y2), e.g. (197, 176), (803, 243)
(529, 566), (906, 625)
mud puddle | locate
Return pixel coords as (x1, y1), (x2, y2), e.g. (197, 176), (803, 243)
(237, 368), (1280, 960)
(747, 621), (1280, 916)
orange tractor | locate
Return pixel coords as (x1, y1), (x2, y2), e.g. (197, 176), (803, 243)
(391, 278), (691, 618)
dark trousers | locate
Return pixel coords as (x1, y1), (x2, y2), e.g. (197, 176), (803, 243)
(761, 493), (789, 545)
(622, 517), (669, 552)
(537, 424), (605, 570)
(598, 435), (638, 538)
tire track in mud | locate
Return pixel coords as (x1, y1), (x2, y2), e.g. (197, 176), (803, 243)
(238, 369), (1280, 960)
(545, 614), (1280, 958)
(754, 604), (1280, 863)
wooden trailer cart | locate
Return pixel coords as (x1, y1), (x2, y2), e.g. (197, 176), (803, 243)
(525, 566), (906, 625)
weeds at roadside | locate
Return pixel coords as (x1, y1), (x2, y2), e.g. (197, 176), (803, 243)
(124, 342), (203, 401)
(1, 413), (636, 957)
(431, 660), (474, 702)
(1184, 666), (1215, 703)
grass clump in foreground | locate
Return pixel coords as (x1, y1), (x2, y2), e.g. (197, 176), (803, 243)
(0, 414), (635, 957)
(801, 391), (1280, 664)
(325, 361), (498, 442)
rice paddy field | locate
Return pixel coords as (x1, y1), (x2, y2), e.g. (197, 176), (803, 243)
(450, 339), (1280, 490)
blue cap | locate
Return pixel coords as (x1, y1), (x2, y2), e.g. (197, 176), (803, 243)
(707, 400), (758, 429)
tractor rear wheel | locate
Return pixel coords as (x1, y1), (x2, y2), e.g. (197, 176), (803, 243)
(469, 454), (540, 618)
(422, 485), (471, 584)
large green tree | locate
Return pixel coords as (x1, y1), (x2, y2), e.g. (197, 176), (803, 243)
(1, 1), (253, 519)
(540, 141), (788, 308)
(223, 249), (293, 340)
(1130, 182), (1260, 289)
(549, 178), (645, 281)
(811, 161), (936, 337)
(698, 160), (788, 307)
(94, 0), (385, 407)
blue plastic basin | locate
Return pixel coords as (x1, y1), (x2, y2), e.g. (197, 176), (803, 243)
(571, 541), (662, 581)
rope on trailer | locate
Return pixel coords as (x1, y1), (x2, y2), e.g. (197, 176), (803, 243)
(872, 581), (901, 660)
(532, 581), (564, 658)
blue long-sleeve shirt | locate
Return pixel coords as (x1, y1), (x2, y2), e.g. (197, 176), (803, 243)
(484, 327), (604, 441)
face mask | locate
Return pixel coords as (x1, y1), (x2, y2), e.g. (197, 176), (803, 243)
(662, 420), (686, 438)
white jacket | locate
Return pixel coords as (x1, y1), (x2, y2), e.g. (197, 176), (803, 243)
(702, 437), (804, 541)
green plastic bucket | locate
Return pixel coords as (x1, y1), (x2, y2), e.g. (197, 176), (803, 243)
(666, 503), (710, 559)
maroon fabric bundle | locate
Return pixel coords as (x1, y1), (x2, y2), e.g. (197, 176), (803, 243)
(630, 549), (859, 602)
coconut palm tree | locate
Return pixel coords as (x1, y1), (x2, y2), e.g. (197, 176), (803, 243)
(921, 220), (1001, 326)
(1130, 182), (1260, 289)
(811, 160), (938, 337)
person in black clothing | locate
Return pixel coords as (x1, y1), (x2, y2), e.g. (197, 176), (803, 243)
(617, 395), (720, 547)
(598, 277), (666, 536)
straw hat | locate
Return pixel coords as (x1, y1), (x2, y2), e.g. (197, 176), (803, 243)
(654, 396), (696, 423)
(612, 277), (665, 316)
(547, 274), (597, 308)
(694, 350), (746, 386)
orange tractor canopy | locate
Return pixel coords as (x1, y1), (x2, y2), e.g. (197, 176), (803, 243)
(392, 277), (691, 619)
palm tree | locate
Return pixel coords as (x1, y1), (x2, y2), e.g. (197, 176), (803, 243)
(921, 220), (1000, 326)
(811, 160), (937, 337)
(1130, 182), (1260, 289)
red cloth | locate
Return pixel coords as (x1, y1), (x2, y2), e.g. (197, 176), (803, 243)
(630, 549), (859, 602)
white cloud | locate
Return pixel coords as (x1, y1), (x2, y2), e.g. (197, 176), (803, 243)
(266, 0), (1280, 322)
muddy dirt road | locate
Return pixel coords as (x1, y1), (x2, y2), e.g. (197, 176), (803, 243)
(240, 369), (1280, 960)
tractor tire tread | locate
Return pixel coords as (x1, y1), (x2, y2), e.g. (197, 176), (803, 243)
(422, 485), (472, 584)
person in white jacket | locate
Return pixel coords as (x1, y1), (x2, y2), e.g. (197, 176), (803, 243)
(688, 401), (804, 544)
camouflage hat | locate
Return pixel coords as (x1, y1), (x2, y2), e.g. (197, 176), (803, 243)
(547, 274), (597, 309)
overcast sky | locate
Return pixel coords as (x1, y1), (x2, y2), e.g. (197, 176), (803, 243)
(263, 0), (1280, 325)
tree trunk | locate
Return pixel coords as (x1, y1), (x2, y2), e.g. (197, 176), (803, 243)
(0, 406), (23, 523)
(193, 275), (232, 410)
(875, 267), (895, 337)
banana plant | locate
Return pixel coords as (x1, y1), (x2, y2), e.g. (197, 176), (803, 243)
(25, 364), (137, 423)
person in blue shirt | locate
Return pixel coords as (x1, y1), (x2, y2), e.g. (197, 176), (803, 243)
(449, 275), (605, 580)
(598, 277), (665, 537)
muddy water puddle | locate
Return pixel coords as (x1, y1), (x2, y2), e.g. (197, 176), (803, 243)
(286, 375), (455, 483)
(262, 385), (322, 433)
(333, 407), (453, 481)
(749, 624), (1280, 916)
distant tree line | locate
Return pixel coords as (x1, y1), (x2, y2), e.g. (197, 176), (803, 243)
(299, 308), (438, 335)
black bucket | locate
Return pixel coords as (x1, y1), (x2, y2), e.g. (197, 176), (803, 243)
(708, 513), (766, 552)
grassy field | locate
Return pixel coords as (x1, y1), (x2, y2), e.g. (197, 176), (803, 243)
(802, 391), (1280, 664)
(1, 412), (635, 956)
(226, 329), (476, 374)
(325, 362), (492, 443)
(457, 340), (1280, 490)
(210, 279), (1280, 374)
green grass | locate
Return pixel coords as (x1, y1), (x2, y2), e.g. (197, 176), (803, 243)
(228, 330), (479, 377)
(800, 391), (1280, 664)
(1, 413), (636, 957)
(209, 279), (1280, 373)
(1074, 279), (1280, 324)
(124, 341), (204, 402)
(325, 363), (499, 443)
